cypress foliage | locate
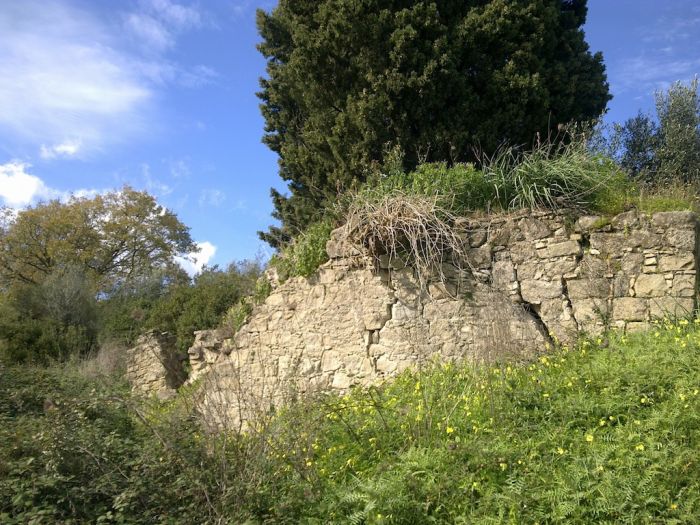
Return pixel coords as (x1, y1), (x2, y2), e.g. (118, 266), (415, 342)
(256, 0), (611, 246)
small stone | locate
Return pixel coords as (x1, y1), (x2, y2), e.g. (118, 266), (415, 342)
(575, 215), (603, 232)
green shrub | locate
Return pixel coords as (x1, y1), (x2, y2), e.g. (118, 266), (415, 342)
(373, 161), (498, 214)
(635, 181), (700, 213)
(271, 219), (334, 280)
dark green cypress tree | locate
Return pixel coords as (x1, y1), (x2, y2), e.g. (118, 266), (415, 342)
(257, 0), (611, 247)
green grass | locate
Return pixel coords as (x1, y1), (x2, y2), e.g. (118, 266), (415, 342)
(265, 320), (700, 524)
(4, 321), (700, 524)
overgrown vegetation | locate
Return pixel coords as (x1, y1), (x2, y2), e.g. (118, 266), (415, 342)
(256, 0), (611, 247)
(269, 219), (335, 281)
(265, 121), (699, 283)
(3, 320), (700, 523)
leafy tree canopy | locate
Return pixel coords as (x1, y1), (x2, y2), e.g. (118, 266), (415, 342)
(0, 187), (196, 293)
(257, 0), (611, 246)
(602, 78), (700, 184)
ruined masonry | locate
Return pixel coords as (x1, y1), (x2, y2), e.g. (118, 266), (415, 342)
(125, 331), (188, 399)
(126, 210), (699, 427)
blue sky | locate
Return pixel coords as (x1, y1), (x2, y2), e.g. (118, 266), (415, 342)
(0, 0), (699, 273)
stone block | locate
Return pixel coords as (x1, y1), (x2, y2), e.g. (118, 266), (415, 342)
(518, 217), (551, 240)
(612, 298), (647, 321)
(590, 232), (623, 254)
(663, 228), (696, 251)
(392, 302), (419, 322)
(467, 228), (488, 247)
(651, 211), (697, 229)
(331, 372), (352, 390)
(611, 210), (639, 230)
(620, 253), (644, 274)
(566, 278), (609, 299)
(321, 350), (342, 372)
(520, 279), (562, 303)
(492, 260), (516, 290)
(649, 297), (696, 319)
(509, 241), (538, 265)
(626, 322), (650, 333)
(671, 274), (697, 297)
(375, 352), (398, 374)
(658, 254), (695, 272)
(543, 239), (582, 258)
(634, 273), (668, 297)
(612, 274), (630, 297)
(575, 215), (603, 232)
(466, 244), (492, 268)
(570, 298), (608, 327)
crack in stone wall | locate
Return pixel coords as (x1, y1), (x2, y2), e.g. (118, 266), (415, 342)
(126, 210), (699, 427)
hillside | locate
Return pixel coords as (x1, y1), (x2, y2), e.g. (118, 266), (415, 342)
(2, 320), (700, 523)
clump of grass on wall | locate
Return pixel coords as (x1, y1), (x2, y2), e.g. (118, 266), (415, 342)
(481, 140), (634, 214)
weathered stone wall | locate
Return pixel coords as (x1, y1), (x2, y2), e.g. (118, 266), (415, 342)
(125, 331), (187, 399)
(190, 209), (699, 428)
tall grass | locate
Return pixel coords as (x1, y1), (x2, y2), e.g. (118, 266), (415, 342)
(3, 320), (700, 523)
(481, 141), (632, 213)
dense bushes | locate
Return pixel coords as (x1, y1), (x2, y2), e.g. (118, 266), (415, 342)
(0, 262), (262, 365)
(3, 321), (700, 523)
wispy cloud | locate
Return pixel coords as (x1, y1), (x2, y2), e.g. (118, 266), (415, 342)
(40, 139), (82, 160)
(612, 4), (700, 96)
(614, 56), (700, 95)
(0, 0), (215, 160)
(169, 159), (191, 179)
(199, 189), (226, 207)
(141, 163), (173, 197)
(125, 0), (202, 53)
(176, 241), (217, 275)
(0, 1), (151, 157)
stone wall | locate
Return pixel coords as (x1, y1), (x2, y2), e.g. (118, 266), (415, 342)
(189, 209), (698, 428)
(125, 331), (187, 399)
(122, 210), (698, 425)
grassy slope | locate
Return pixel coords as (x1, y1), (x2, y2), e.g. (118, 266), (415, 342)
(268, 320), (700, 524)
(2, 321), (700, 524)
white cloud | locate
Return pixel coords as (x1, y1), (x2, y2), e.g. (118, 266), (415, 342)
(40, 139), (82, 160)
(0, 1), (151, 156)
(0, 162), (55, 207)
(199, 189), (226, 207)
(176, 241), (217, 276)
(0, 161), (104, 208)
(0, 0), (214, 159)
